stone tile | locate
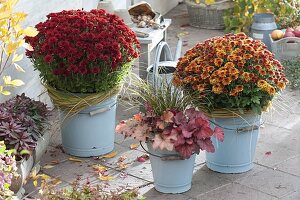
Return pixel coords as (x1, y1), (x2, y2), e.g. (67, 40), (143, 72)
(217, 164), (267, 182)
(39, 145), (69, 167)
(262, 111), (300, 130)
(196, 183), (277, 200)
(90, 169), (150, 191)
(41, 159), (97, 184)
(183, 165), (231, 198)
(144, 187), (191, 200)
(275, 155), (300, 177)
(126, 160), (153, 182)
(280, 190), (300, 200)
(255, 141), (299, 167)
(237, 168), (300, 198)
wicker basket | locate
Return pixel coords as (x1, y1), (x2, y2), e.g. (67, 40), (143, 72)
(185, 0), (233, 29)
(269, 34), (300, 61)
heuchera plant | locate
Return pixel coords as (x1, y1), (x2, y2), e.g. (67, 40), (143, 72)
(25, 9), (140, 93)
(0, 93), (50, 159)
(116, 106), (224, 159)
(0, 141), (18, 200)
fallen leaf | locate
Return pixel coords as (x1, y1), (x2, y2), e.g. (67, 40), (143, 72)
(50, 178), (62, 186)
(92, 164), (108, 174)
(265, 151), (272, 156)
(101, 151), (117, 159)
(117, 162), (128, 169)
(130, 143), (140, 150)
(50, 160), (60, 165)
(42, 164), (55, 169)
(99, 175), (114, 181)
(118, 155), (128, 162)
(180, 23), (190, 27)
(177, 31), (189, 38)
(68, 157), (83, 162)
(136, 154), (149, 162)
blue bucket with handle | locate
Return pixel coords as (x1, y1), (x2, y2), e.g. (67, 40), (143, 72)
(61, 96), (117, 157)
(145, 143), (196, 193)
(206, 114), (261, 173)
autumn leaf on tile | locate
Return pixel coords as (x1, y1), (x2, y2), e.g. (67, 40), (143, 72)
(92, 164), (108, 175)
(50, 160), (60, 165)
(68, 157), (83, 162)
(101, 151), (117, 159)
(98, 175), (114, 181)
(118, 155), (128, 162)
(136, 154), (150, 162)
(43, 164), (56, 169)
(130, 143), (140, 150)
(50, 178), (62, 186)
(265, 151), (272, 156)
(177, 31), (189, 38)
(117, 162), (128, 170)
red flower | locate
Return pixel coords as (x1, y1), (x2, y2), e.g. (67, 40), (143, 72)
(44, 54), (53, 63)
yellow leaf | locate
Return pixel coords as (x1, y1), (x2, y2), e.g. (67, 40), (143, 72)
(12, 53), (23, 62)
(14, 63), (25, 72)
(0, 90), (11, 95)
(205, 0), (215, 5)
(39, 174), (50, 180)
(11, 79), (24, 86)
(42, 164), (55, 169)
(92, 164), (107, 172)
(195, 0), (200, 3)
(98, 175), (114, 181)
(22, 26), (38, 37)
(50, 160), (60, 165)
(117, 162), (128, 169)
(33, 180), (38, 187)
(100, 151), (117, 159)
(22, 42), (33, 51)
(3, 76), (11, 84)
(50, 178), (62, 186)
(130, 143), (140, 150)
(68, 157), (83, 162)
(7, 42), (18, 55)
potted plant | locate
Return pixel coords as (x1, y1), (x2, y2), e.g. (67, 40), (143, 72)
(0, 141), (18, 200)
(116, 78), (224, 193)
(0, 94), (51, 196)
(25, 9), (140, 157)
(173, 32), (289, 173)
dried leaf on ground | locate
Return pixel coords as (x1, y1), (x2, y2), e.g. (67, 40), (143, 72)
(68, 157), (83, 162)
(50, 160), (60, 165)
(136, 154), (149, 162)
(117, 162), (128, 169)
(43, 164), (56, 169)
(130, 143), (140, 150)
(118, 155), (128, 162)
(177, 31), (189, 38)
(101, 151), (117, 159)
(265, 151), (272, 156)
(92, 164), (108, 175)
(99, 175), (114, 181)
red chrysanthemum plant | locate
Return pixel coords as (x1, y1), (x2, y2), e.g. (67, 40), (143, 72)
(173, 33), (288, 114)
(115, 79), (224, 159)
(25, 9), (140, 112)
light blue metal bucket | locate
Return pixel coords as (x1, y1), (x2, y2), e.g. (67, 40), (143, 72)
(61, 96), (117, 157)
(146, 143), (196, 193)
(206, 115), (261, 173)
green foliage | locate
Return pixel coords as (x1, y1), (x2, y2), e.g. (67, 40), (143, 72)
(282, 57), (300, 89)
(224, 0), (300, 33)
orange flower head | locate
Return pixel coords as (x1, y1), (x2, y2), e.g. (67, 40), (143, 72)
(277, 82), (286, 90)
(201, 72), (210, 80)
(235, 85), (244, 92)
(224, 62), (235, 68)
(212, 84), (224, 94)
(214, 58), (223, 67)
(222, 77), (232, 85)
(267, 86), (276, 96)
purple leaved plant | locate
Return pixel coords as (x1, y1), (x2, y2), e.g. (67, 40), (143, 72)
(0, 93), (50, 160)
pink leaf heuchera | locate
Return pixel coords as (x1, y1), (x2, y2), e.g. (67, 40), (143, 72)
(115, 107), (224, 159)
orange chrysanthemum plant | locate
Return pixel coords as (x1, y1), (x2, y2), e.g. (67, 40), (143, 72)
(173, 33), (288, 115)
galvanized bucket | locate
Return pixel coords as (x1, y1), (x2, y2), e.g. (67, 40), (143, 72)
(147, 40), (182, 88)
(145, 142), (196, 193)
(206, 115), (261, 173)
(61, 96), (117, 157)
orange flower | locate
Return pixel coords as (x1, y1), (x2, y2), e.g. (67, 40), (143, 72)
(259, 69), (267, 75)
(201, 72), (210, 79)
(227, 55), (235, 62)
(212, 84), (223, 94)
(216, 50), (226, 58)
(196, 84), (206, 92)
(214, 58), (223, 67)
(244, 54), (253, 59)
(173, 76), (182, 86)
(224, 62), (234, 68)
(222, 77), (232, 85)
(257, 80), (268, 89)
(206, 66), (215, 72)
(228, 67), (239, 75)
(277, 82), (286, 89)
(267, 86), (276, 95)
(233, 56), (243, 61)
(235, 85), (244, 92)
(229, 90), (238, 96)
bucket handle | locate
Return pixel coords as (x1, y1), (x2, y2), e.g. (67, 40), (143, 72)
(89, 102), (116, 116)
(209, 118), (263, 133)
(152, 41), (174, 88)
(140, 141), (188, 161)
